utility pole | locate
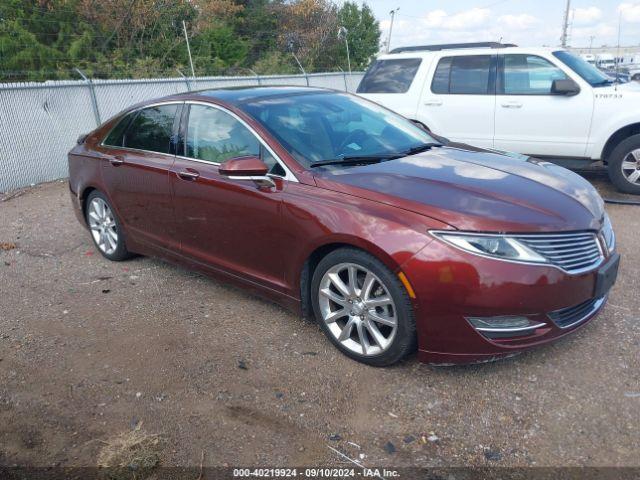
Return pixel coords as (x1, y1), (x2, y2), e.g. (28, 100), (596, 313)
(560, 0), (571, 47)
(589, 35), (595, 52)
(183, 20), (195, 79)
(386, 8), (399, 53)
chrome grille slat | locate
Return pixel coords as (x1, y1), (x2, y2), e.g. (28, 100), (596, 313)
(532, 247), (597, 255)
(514, 232), (603, 274)
(521, 237), (594, 244)
(514, 233), (595, 238)
(542, 250), (600, 260)
(537, 240), (598, 246)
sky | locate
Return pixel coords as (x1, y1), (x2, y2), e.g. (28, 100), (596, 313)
(358, 0), (640, 50)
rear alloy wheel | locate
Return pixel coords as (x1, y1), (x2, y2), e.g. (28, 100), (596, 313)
(85, 191), (133, 261)
(312, 248), (416, 366)
(608, 134), (640, 195)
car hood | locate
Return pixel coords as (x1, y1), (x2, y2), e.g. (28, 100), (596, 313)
(312, 147), (605, 232)
(597, 81), (640, 93)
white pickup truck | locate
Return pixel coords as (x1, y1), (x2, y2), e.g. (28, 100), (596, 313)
(357, 42), (640, 194)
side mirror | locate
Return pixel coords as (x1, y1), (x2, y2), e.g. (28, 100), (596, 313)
(218, 156), (275, 188)
(551, 79), (580, 96)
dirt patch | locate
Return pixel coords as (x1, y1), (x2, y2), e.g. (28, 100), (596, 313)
(0, 181), (639, 468)
(0, 242), (16, 251)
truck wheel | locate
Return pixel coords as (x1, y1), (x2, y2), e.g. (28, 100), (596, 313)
(607, 134), (640, 195)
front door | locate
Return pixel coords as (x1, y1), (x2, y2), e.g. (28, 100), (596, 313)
(98, 103), (181, 249)
(493, 54), (593, 157)
(170, 103), (289, 292)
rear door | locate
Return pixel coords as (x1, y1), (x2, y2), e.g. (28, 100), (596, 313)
(493, 53), (593, 157)
(418, 54), (497, 148)
(98, 103), (181, 248)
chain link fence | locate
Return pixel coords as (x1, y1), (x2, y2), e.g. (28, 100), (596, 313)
(0, 72), (364, 192)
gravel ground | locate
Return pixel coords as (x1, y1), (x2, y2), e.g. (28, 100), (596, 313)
(0, 177), (638, 470)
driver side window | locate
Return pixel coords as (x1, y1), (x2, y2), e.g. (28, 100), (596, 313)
(503, 55), (568, 95)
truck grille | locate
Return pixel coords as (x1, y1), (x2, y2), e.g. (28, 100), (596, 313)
(547, 296), (606, 329)
(514, 232), (603, 274)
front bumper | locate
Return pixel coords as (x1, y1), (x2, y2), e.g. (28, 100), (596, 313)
(401, 239), (618, 365)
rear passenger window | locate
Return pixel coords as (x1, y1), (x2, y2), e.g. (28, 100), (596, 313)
(357, 58), (422, 93)
(123, 104), (178, 154)
(103, 113), (134, 147)
(431, 55), (492, 94)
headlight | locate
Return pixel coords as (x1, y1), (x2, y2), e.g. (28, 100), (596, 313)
(430, 231), (548, 264)
(601, 213), (615, 253)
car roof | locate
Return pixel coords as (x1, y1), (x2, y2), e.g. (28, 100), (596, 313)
(377, 46), (565, 60)
(165, 86), (336, 106)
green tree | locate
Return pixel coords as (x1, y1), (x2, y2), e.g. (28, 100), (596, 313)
(191, 22), (249, 75)
(252, 50), (297, 75)
(0, 0), (381, 81)
(335, 1), (379, 71)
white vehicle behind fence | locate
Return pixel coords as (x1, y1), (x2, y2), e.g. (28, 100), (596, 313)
(357, 42), (640, 194)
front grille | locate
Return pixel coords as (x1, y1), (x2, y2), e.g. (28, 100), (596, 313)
(548, 296), (606, 329)
(514, 232), (603, 274)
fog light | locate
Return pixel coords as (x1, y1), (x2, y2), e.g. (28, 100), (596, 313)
(466, 315), (546, 339)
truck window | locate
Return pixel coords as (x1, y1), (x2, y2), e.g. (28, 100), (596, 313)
(431, 55), (492, 95)
(502, 55), (568, 95)
(357, 58), (422, 94)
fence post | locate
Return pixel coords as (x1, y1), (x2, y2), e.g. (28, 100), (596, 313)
(343, 71), (348, 91)
(177, 69), (192, 91)
(75, 68), (101, 127)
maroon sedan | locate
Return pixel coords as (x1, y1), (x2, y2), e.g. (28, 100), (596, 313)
(68, 87), (619, 366)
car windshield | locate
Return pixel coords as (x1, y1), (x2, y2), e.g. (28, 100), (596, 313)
(553, 50), (612, 86)
(239, 92), (439, 167)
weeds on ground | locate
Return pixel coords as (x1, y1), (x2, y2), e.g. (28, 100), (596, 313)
(97, 424), (163, 480)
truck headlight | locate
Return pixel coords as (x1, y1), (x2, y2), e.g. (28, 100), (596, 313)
(430, 231), (548, 264)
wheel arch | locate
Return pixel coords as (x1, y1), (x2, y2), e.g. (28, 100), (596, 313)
(298, 238), (402, 320)
(601, 123), (640, 163)
(79, 185), (98, 222)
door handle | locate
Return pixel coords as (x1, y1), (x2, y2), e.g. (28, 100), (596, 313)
(177, 170), (200, 181)
(109, 155), (125, 166)
(423, 100), (443, 106)
(501, 102), (523, 109)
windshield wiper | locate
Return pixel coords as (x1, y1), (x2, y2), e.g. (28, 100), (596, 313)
(402, 142), (443, 156)
(309, 143), (443, 168)
(309, 154), (401, 168)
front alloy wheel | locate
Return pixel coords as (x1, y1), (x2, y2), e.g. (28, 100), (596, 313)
(620, 149), (640, 186)
(608, 134), (640, 194)
(319, 263), (397, 356)
(311, 248), (416, 366)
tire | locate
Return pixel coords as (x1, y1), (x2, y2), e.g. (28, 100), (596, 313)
(311, 248), (416, 367)
(607, 134), (640, 195)
(84, 190), (133, 261)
